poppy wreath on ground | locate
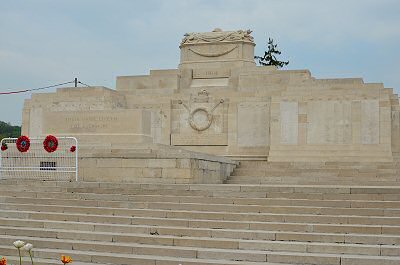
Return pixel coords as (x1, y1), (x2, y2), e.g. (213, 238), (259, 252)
(1, 143), (7, 151)
(16, 136), (30, 152)
(70, 145), (76, 152)
(43, 135), (58, 153)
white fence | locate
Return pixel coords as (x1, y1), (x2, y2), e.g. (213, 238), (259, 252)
(0, 137), (78, 181)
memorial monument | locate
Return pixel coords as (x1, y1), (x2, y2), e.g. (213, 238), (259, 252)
(3, 28), (400, 265)
(21, 28), (400, 182)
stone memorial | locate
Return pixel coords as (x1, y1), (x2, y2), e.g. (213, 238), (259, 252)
(6, 30), (400, 264)
(22, 28), (400, 182)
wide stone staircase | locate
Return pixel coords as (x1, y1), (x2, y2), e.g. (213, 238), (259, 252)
(0, 180), (400, 264)
(227, 161), (400, 186)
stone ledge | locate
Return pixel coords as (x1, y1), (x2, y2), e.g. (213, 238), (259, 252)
(80, 143), (237, 163)
(78, 144), (238, 184)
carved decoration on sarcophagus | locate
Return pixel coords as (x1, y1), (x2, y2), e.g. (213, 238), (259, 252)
(180, 29), (254, 46)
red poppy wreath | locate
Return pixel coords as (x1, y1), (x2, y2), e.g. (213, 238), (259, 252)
(70, 145), (76, 153)
(43, 135), (58, 153)
(1, 143), (7, 151)
(16, 135), (30, 152)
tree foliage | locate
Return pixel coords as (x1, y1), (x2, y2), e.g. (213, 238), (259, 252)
(254, 38), (289, 68)
(0, 121), (21, 140)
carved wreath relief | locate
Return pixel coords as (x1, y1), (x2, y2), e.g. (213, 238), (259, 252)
(179, 90), (224, 131)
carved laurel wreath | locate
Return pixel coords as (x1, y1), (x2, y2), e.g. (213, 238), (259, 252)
(179, 99), (224, 132)
(188, 108), (214, 131)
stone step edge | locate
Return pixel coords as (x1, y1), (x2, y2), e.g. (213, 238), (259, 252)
(0, 234), (273, 258)
(0, 245), (303, 265)
(4, 256), (111, 265)
(2, 213), (400, 234)
(3, 189), (400, 202)
(229, 175), (399, 178)
(228, 179), (400, 182)
(3, 180), (400, 192)
(3, 199), (399, 218)
(2, 244), (400, 265)
(2, 202), (400, 227)
(61, 185), (400, 194)
(6, 184), (400, 195)
(2, 208), (400, 229)
(2, 222), (400, 245)
(4, 256), (289, 265)
(228, 176), (400, 179)
(4, 193), (400, 207)
(2, 180), (393, 186)
(6, 183), (400, 198)
(1, 230), (398, 253)
(0, 201), (400, 219)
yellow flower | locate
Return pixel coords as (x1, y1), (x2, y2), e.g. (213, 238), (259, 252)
(61, 255), (72, 264)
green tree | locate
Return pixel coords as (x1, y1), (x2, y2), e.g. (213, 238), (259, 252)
(0, 121), (21, 140)
(255, 37), (289, 68)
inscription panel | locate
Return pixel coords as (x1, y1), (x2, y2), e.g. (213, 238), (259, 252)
(193, 68), (230, 79)
(307, 101), (352, 144)
(237, 102), (269, 147)
(361, 100), (379, 144)
(43, 110), (150, 134)
(280, 102), (298, 144)
(171, 133), (228, 146)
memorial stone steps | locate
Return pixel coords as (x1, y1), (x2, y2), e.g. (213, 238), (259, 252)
(0, 180), (400, 264)
(227, 161), (400, 185)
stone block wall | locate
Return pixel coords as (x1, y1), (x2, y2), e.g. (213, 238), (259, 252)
(78, 145), (238, 184)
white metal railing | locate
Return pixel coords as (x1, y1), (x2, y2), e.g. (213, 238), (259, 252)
(0, 136), (78, 181)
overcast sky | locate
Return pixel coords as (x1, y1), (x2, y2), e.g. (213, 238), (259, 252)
(1, 0), (400, 125)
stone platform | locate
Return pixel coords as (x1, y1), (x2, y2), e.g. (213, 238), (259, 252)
(78, 144), (238, 184)
(1, 180), (400, 265)
(228, 160), (400, 185)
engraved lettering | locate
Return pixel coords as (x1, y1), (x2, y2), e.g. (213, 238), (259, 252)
(205, 71), (218, 76)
